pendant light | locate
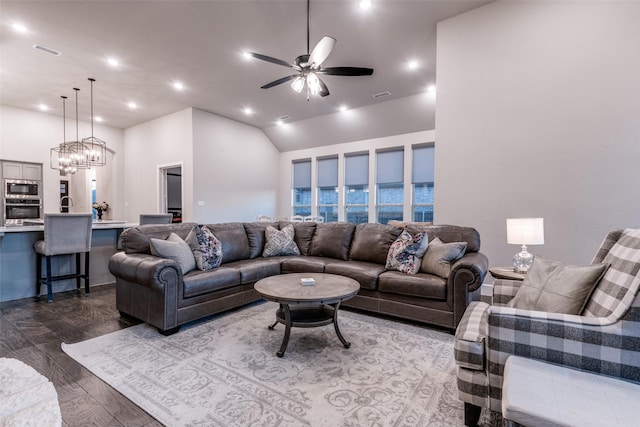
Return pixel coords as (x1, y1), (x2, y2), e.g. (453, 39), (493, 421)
(50, 78), (107, 174)
(80, 78), (107, 167)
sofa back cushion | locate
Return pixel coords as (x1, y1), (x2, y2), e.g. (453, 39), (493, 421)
(349, 223), (402, 265)
(309, 222), (356, 260)
(203, 222), (251, 264)
(244, 222), (278, 259)
(121, 222), (197, 254)
(278, 221), (316, 255)
(406, 224), (481, 253)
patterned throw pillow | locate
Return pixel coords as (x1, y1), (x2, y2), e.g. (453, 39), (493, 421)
(186, 225), (222, 270)
(149, 232), (196, 274)
(263, 225), (300, 257)
(385, 230), (428, 275)
(420, 237), (467, 279)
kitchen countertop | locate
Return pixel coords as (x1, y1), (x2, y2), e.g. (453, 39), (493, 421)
(0, 220), (137, 235)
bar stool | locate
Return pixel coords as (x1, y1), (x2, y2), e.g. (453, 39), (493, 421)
(139, 214), (173, 224)
(34, 214), (93, 302)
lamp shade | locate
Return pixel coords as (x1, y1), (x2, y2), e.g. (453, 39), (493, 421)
(506, 218), (544, 245)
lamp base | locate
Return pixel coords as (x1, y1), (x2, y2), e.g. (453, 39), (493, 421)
(513, 245), (535, 274)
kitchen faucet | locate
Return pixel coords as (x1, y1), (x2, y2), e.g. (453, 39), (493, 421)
(60, 196), (74, 212)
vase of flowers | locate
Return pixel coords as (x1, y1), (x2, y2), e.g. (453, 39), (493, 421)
(92, 201), (109, 220)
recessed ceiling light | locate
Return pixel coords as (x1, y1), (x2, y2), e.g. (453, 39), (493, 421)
(173, 81), (184, 91)
(427, 84), (436, 93)
(243, 107), (253, 115)
(242, 51), (252, 60)
(408, 60), (419, 70)
(359, 0), (372, 10)
(127, 102), (137, 109)
(12, 23), (28, 33)
(339, 105), (348, 112)
(107, 57), (120, 67)
(94, 116), (104, 123)
(38, 104), (48, 111)
(276, 119), (284, 126)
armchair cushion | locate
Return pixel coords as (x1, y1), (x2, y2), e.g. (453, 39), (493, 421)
(507, 257), (609, 315)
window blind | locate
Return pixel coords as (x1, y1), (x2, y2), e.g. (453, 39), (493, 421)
(344, 153), (369, 186)
(412, 146), (434, 183)
(292, 160), (311, 189)
(317, 157), (338, 188)
(376, 150), (404, 184)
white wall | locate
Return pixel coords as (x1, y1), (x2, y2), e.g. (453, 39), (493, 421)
(123, 108), (194, 222)
(277, 130), (435, 220)
(192, 108), (279, 223)
(436, 1), (640, 267)
(0, 105), (124, 217)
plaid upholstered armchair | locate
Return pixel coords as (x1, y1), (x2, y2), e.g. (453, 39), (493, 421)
(454, 229), (640, 426)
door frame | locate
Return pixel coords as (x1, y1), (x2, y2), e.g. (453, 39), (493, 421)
(157, 162), (183, 215)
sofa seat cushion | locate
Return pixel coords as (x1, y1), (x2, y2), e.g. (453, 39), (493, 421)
(325, 260), (386, 290)
(280, 256), (329, 273)
(223, 258), (281, 284)
(454, 301), (490, 371)
(378, 271), (447, 300)
(183, 267), (241, 298)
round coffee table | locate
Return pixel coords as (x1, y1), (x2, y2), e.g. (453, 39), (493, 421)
(254, 273), (360, 357)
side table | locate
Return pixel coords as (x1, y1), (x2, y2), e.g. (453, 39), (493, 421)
(489, 267), (526, 281)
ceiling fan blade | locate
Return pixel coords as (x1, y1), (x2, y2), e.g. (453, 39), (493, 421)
(318, 76), (330, 97)
(260, 74), (299, 89)
(248, 52), (299, 70)
(318, 67), (374, 76)
(308, 36), (336, 69)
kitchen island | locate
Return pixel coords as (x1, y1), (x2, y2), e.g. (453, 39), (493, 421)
(0, 221), (137, 302)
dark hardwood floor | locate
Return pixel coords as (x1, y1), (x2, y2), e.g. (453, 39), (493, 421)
(0, 284), (163, 427)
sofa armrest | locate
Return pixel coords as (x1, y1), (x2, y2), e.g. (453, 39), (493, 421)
(450, 251), (489, 328)
(109, 252), (182, 293)
(451, 251), (489, 293)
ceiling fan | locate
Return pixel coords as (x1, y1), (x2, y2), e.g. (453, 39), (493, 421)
(247, 0), (374, 98)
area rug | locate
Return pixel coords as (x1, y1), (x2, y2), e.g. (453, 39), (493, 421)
(62, 302), (487, 427)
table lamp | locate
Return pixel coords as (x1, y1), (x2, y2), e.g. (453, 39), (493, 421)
(506, 218), (544, 274)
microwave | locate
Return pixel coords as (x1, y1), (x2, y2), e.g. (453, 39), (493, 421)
(5, 179), (40, 198)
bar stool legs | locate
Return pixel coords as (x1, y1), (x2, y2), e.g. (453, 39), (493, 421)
(35, 252), (90, 303)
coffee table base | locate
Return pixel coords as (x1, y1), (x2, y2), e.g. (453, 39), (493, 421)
(267, 302), (350, 357)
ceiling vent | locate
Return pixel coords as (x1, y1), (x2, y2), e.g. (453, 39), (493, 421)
(32, 44), (62, 56)
(372, 91), (391, 99)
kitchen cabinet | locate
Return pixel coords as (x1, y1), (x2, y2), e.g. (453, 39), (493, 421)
(2, 161), (42, 180)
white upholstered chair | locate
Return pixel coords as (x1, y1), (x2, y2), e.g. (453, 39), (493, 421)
(256, 214), (274, 222)
(139, 214), (173, 225)
(34, 214), (93, 302)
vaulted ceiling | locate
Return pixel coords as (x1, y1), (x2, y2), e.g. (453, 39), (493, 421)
(1, 0), (489, 151)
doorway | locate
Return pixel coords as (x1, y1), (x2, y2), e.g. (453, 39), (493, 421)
(159, 164), (182, 223)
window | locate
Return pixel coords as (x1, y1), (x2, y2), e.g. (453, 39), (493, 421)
(412, 145), (435, 222)
(344, 153), (369, 224)
(376, 150), (404, 224)
(317, 157), (338, 222)
(292, 160), (311, 217)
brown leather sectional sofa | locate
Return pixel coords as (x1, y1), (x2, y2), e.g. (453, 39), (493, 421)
(109, 221), (488, 335)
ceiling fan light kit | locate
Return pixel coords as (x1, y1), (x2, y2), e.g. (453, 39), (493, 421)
(249, 0), (373, 99)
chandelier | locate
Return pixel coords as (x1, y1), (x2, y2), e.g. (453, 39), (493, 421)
(50, 78), (107, 175)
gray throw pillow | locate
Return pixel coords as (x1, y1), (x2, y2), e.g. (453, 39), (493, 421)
(150, 232), (196, 274)
(420, 237), (467, 278)
(263, 225), (300, 257)
(507, 256), (609, 314)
